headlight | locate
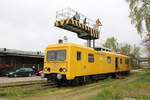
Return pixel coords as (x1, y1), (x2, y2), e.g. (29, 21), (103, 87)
(62, 68), (67, 72)
(57, 74), (62, 80)
(59, 68), (67, 72)
(44, 68), (48, 71)
(44, 68), (50, 72)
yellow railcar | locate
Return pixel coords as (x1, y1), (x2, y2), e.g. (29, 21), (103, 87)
(44, 43), (130, 84)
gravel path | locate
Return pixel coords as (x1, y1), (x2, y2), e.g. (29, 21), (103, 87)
(0, 76), (43, 84)
(0, 98), (10, 100)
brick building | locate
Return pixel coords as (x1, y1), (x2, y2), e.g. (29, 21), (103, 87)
(0, 48), (44, 76)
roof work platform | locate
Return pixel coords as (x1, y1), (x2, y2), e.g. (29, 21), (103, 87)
(54, 8), (102, 40)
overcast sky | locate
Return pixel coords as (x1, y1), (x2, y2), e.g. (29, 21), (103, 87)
(0, 0), (143, 52)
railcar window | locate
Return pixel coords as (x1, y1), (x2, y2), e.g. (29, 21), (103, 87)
(47, 51), (55, 60)
(107, 56), (111, 64)
(88, 54), (94, 62)
(77, 51), (81, 61)
(57, 50), (66, 60)
(47, 50), (66, 61)
(125, 58), (129, 64)
(120, 58), (122, 64)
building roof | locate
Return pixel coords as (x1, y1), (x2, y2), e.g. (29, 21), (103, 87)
(0, 48), (44, 58)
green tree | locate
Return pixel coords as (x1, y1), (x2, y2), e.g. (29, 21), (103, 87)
(126, 0), (150, 34)
(120, 44), (132, 56)
(120, 44), (140, 68)
(126, 0), (149, 65)
(143, 34), (150, 64)
(120, 44), (140, 58)
(148, 47), (150, 64)
(103, 37), (141, 58)
(103, 37), (119, 51)
(131, 45), (141, 58)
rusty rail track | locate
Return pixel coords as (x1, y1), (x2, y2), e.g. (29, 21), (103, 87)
(0, 80), (56, 89)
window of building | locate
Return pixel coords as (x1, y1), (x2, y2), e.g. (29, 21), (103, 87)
(120, 58), (122, 64)
(0, 56), (11, 64)
(88, 53), (94, 62)
(0, 57), (2, 64)
(77, 51), (81, 61)
(107, 56), (111, 64)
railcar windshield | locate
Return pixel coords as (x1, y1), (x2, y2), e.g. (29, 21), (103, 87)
(47, 50), (66, 61)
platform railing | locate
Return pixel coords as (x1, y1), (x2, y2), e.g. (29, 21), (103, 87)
(56, 8), (100, 31)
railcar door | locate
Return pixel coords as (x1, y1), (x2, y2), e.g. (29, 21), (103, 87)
(115, 57), (118, 71)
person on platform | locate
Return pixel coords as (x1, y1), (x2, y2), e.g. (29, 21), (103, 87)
(72, 12), (80, 22)
(83, 18), (87, 25)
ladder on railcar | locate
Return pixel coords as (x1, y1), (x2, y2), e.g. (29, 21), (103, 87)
(54, 8), (102, 47)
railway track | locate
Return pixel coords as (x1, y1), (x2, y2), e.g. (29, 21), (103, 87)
(0, 74), (128, 89)
(0, 80), (56, 89)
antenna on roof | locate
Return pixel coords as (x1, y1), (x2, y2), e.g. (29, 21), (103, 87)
(64, 36), (68, 43)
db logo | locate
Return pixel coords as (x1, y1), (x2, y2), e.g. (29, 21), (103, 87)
(53, 65), (57, 67)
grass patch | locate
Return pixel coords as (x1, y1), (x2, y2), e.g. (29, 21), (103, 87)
(88, 70), (150, 100)
(0, 84), (59, 99)
(0, 78), (115, 99)
(1, 69), (150, 100)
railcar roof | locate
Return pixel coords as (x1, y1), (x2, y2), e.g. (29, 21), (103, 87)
(46, 43), (128, 58)
(99, 51), (129, 58)
(46, 43), (93, 50)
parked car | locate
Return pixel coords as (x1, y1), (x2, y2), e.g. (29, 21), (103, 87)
(6, 68), (34, 77)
